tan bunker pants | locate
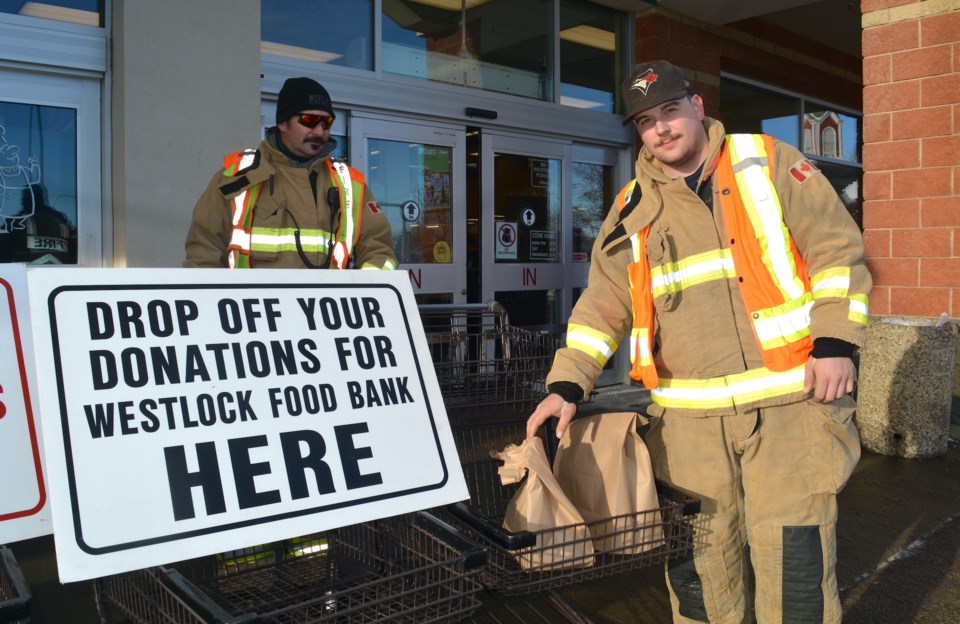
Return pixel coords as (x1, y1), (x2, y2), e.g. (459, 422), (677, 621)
(646, 396), (860, 624)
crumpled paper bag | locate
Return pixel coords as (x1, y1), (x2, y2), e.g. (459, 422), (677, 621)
(554, 412), (664, 554)
(492, 436), (595, 570)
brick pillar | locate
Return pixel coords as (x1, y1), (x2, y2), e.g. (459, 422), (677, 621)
(861, 0), (960, 428)
(861, 0), (959, 318)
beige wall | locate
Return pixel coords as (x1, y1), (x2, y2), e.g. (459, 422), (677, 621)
(111, 0), (261, 267)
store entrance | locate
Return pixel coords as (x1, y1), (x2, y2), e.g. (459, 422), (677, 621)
(473, 130), (568, 336)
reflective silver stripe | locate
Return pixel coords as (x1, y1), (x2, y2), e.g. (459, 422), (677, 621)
(650, 365), (806, 410)
(729, 134), (806, 302)
(731, 155), (768, 173)
(330, 160), (354, 249)
(753, 298), (813, 347)
(250, 233), (331, 248)
(231, 190), (247, 226)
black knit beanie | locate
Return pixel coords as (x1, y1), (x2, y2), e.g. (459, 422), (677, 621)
(275, 77), (334, 125)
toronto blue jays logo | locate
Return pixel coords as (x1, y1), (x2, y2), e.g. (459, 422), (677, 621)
(630, 68), (659, 95)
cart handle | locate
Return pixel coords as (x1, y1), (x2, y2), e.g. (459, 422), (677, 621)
(159, 567), (265, 624)
(655, 479), (702, 516)
(0, 546), (32, 621)
(414, 511), (488, 571)
(446, 502), (538, 550)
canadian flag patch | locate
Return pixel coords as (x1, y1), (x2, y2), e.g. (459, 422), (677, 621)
(788, 158), (820, 184)
(368, 201), (382, 214)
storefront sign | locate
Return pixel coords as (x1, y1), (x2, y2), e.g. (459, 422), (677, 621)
(531, 159), (549, 188)
(495, 222), (518, 260)
(27, 268), (467, 581)
(0, 265), (50, 544)
(530, 230), (557, 261)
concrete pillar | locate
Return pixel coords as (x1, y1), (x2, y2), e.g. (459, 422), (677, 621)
(111, 0), (261, 268)
(856, 315), (958, 458)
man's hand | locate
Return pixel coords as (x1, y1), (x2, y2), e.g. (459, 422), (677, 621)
(804, 356), (856, 403)
(526, 393), (577, 439)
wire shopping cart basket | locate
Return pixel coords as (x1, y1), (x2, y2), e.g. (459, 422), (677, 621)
(0, 546), (31, 624)
(418, 303), (558, 419)
(94, 512), (486, 624)
(440, 419), (700, 596)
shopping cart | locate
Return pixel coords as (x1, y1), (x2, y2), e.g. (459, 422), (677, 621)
(0, 546), (31, 624)
(94, 512), (486, 624)
(442, 419), (699, 596)
(418, 303), (558, 419)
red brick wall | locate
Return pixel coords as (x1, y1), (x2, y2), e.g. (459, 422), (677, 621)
(861, 1), (959, 319)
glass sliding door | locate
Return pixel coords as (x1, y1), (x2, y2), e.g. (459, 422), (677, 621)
(351, 116), (467, 303)
(0, 69), (101, 266)
(481, 131), (569, 335)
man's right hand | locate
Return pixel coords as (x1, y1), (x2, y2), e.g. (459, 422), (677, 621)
(526, 393), (577, 439)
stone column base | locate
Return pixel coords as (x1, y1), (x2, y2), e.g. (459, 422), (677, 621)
(856, 316), (958, 458)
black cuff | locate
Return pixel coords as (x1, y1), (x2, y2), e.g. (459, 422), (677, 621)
(810, 337), (855, 359)
(547, 381), (584, 403)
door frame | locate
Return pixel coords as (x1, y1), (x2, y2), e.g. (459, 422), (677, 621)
(480, 130), (571, 324)
(350, 113), (467, 302)
(0, 68), (102, 266)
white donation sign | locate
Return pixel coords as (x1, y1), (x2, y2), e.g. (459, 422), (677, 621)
(27, 268), (468, 581)
(0, 265), (49, 543)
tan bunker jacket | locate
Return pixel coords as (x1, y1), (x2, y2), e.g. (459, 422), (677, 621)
(548, 118), (871, 416)
(185, 135), (397, 271)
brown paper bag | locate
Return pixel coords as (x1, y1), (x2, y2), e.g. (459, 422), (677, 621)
(553, 412), (664, 554)
(492, 437), (595, 570)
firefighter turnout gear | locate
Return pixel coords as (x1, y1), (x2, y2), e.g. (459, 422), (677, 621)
(547, 117), (871, 623)
(185, 135), (397, 271)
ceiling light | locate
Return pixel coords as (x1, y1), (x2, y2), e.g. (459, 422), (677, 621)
(559, 25), (615, 52)
(261, 41), (343, 64)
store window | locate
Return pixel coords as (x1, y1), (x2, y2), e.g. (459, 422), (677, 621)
(0, 102), (78, 264)
(720, 76), (863, 227)
(261, 0), (373, 70)
(572, 160), (612, 260)
(0, 0), (102, 27)
(559, 0), (624, 112)
(383, 0), (552, 101)
(262, 1), (625, 107)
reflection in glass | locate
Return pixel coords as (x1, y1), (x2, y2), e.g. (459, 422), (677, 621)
(804, 109), (860, 163)
(382, 0), (552, 101)
(0, 0), (101, 26)
(559, 0), (623, 112)
(493, 153), (560, 264)
(720, 79), (800, 147)
(572, 161), (612, 260)
(0, 102), (78, 264)
(262, 0), (373, 70)
(495, 288), (563, 335)
(816, 159), (863, 230)
(366, 138), (454, 265)
(721, 77), (864, 228)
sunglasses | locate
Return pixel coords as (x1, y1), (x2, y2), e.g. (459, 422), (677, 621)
(296, 113), (335, 130)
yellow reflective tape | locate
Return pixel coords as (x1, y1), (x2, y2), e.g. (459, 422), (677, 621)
(848, 294), (869, 326)
(728, 135), (806, 302)
(811, 266), (851, 299)
(249, 228), (334, 252)
(629, 327), (652, 365)
(567, 323), (617, 367)
(651, 248), (736, 298)
(651, 365), (806, 410)
(752, 293), (813, 349)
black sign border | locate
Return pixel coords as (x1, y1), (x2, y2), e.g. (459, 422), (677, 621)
(47, 282), (450, 555)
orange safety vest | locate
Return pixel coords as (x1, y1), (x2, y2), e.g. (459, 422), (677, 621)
(223, 150), (366, 269)
(626, 134), (814, 390)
